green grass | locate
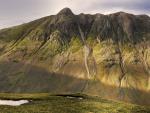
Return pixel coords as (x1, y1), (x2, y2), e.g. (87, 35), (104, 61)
(69, 36), (82, 53)
(0, 93), (149, 113)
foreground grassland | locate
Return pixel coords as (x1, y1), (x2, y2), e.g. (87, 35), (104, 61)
(0, 93), (149, 113)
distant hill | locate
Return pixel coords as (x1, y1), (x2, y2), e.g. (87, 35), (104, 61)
(0, 8), (150, 106)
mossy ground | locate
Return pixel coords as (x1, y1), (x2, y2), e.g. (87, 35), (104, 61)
(0, 93), (149, 113)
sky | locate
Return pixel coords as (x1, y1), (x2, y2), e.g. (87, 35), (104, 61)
(0, 0), (150, 29)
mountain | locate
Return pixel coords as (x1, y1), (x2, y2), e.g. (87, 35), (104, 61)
(0, 8), (150, 106)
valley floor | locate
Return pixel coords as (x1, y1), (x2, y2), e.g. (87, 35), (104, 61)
(0, 93), (149, 113)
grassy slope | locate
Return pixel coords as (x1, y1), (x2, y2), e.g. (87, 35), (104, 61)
(0, 37), (149, 105)
(0, 93), (149, 113)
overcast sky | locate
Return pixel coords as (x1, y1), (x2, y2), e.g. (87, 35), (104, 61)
(0, 0), (150, 29)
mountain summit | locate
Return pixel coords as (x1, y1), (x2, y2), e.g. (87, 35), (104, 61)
(0, 8), (150, 106)
(57, 7), (74, 16)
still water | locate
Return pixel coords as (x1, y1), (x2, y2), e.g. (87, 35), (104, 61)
(0, 100), (29, 106)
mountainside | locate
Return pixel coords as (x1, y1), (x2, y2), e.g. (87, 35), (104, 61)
(0, 8), (150, 106)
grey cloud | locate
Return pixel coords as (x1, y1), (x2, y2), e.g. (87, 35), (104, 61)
(94, 0), (150, 10)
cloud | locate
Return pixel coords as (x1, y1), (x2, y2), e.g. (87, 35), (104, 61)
(64, 0), (150, 15)
(0, 0), (149, 29)
(86, 0), (150, 14)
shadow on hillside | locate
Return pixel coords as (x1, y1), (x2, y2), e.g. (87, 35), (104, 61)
(0, 60), (149, 106)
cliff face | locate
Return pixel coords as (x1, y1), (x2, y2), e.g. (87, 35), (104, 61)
(0, 8), (150, 105)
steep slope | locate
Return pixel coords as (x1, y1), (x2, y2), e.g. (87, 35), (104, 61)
(0, 8), (150, 106)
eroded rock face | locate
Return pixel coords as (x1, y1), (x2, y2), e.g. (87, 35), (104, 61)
(0, 8), (150, 106)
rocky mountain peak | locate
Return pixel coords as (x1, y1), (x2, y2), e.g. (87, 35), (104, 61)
(57, 7), (74, 16)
